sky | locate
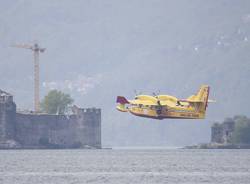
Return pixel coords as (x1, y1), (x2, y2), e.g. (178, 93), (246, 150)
(1, 0), (250, 146)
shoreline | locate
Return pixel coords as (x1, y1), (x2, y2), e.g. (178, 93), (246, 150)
(185, 143), (250, 149)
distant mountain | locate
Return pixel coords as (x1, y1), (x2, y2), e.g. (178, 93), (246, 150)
(1, 0), (250, 146)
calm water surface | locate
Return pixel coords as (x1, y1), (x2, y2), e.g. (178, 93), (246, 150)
(0, 149), (249, 184)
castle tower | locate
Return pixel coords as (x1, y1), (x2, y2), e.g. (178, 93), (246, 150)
(72, 107), (102, 148)
(0, 90), (17, 148)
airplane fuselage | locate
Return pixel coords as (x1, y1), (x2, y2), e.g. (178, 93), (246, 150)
(127, 105), (205, 120)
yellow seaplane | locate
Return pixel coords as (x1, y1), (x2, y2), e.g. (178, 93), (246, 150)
(116, 85), (214, 120)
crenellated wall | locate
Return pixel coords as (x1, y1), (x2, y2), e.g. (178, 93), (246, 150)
(0, 89), (101, 149)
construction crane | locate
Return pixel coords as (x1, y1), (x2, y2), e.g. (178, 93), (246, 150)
(11, 43), (46, 112)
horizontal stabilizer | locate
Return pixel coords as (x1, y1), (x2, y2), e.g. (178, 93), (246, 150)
(207, 99), (216, 103)
(178, 99), (203, 103)
(179, 99), (215, 103)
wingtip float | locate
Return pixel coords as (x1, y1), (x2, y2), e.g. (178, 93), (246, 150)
(116, 85), (215, 120)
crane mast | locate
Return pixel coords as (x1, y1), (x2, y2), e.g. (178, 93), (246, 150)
(12, 43), (45, 112)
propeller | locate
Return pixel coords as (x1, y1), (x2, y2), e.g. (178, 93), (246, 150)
(152, 90), (160, 97)
(134, 90), (142, 96)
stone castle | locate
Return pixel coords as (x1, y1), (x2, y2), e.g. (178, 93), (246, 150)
(0, 89), (101, 149)
(211, 119), (235, 144)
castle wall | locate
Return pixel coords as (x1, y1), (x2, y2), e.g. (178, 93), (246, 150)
(15, 108), (101, 148)
(16, 113), (73, 147)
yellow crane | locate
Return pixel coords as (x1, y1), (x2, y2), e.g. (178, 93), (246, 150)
(12, 43), (46, 112)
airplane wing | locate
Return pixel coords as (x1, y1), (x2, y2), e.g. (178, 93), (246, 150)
(116, 96), (159, 105)
(129, 99), (158, 106)
(159, 100), (176, 107)
(208, 99), (216, 103)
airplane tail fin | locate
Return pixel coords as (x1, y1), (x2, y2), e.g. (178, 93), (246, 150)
(179, 85), (214, 115)
(116, 96), (129, 112)
(188, 85), (211, 112)
(195, 85), (210, 106)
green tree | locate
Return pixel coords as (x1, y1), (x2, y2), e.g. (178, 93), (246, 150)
(41, 90), (73, 114)
(231, 116), (250, 144)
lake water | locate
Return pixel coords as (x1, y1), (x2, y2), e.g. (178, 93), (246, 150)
(0, 149), (249, 184)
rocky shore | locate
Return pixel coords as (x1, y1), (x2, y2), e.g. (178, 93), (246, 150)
(186, 143), (250, 149)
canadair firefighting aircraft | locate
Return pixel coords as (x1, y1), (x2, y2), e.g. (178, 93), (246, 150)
(116, 85), (215, 120)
